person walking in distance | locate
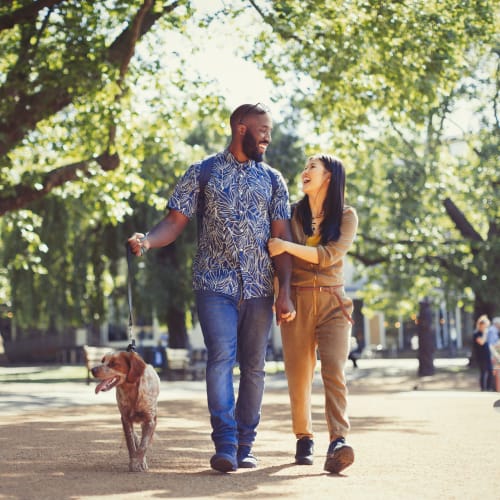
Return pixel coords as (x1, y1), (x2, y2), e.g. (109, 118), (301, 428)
(268, 154), (358, 474)
(473, 315), (494, 391)
(128, 103), (295, 472)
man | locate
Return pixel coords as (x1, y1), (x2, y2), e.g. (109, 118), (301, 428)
(128, 103), (295, 472)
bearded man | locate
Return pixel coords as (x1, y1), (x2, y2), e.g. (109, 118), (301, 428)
(128, 103), (294, 472)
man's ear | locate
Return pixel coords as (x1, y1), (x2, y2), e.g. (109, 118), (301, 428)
(237, 123), (247, 136)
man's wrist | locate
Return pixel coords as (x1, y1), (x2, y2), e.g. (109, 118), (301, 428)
(140, 233), (150, 254)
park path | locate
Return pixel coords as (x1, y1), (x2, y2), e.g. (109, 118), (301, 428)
(0, 358), (499, 500)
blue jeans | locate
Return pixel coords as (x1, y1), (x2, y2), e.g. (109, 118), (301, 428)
(196, 291), (274, 449)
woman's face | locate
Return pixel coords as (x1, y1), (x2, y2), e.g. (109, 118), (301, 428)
(301, 157), (331, 195)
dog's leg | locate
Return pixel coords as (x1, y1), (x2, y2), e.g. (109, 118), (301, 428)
(133, 432), (140, 449)
(129, 415), (157, 472)
(121, 417), (142, 472)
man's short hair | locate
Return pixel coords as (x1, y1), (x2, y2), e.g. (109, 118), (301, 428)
(230, 103), (270, 131)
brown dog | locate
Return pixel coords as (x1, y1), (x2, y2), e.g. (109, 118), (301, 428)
(91, 351), (160, 472)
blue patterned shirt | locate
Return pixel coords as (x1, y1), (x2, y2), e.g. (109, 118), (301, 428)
(168, 149), (290, 299)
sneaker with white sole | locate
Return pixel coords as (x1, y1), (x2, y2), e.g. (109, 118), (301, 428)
(324, 437), (354, 474)
(237, 445), (258, 468)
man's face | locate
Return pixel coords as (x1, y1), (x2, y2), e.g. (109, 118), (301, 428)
(241, 113), (272, 162)
(242, 128), (264, 161)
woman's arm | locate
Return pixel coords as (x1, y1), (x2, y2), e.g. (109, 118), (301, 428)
(268, 238), (319, 264)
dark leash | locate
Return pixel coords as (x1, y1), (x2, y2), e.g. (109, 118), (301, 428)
(125, 243), (137, 353)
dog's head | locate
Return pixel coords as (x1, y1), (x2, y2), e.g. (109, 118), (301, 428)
(91, 351), (147, 394)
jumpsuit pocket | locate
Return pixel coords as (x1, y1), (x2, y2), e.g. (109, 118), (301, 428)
(332, 290), (354, 325)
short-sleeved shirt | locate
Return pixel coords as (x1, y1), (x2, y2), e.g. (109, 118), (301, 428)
(168, 149), (290, 299)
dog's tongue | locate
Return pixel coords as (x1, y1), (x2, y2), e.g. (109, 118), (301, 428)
(95, 378), (115, 394)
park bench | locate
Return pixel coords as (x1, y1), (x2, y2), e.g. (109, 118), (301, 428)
(83, 345), (114, 385)
(165, 347), (206, 381)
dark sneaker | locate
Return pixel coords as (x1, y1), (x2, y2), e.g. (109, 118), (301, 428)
(237, 445), (258, 469)
(324, 437), (354, 474)
(295, 437), (314, 465)
(210, 444), (238, 472)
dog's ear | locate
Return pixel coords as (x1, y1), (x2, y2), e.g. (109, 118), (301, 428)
(126, 352), (146, 383)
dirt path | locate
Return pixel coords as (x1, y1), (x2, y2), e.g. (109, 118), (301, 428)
(1, 359), (499, 500)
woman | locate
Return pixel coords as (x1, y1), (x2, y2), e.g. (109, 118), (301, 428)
(268, 154), (358, 474)
(472, 315), (493, 391)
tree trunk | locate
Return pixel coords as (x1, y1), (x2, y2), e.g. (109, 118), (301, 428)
(166, 306), (188, 348)
(418, 299), (435, 376)
(473, 296), (496, 322)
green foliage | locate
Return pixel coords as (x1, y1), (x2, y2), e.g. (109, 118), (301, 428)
(252, 0), (499, 317)
(0, 0), (498, 342)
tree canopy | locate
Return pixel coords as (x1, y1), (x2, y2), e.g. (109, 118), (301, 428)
(250, 0), (499, 318)
(0, 0), (498, 346)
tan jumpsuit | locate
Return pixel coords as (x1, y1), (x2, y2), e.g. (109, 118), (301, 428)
(281, 206), (358, 441)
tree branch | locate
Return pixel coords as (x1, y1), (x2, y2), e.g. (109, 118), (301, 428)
(0, 86), (72, 156)
(443, 197), (483, 242)
(0, 0), (63, 31)
(108, 0), (186, 67)
(0, 1), (185, 157)
(247, 0), (303, 43)
(349, 250), (386, 266)
(0, 152), (119, 216)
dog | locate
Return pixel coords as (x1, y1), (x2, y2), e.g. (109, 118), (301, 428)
(91, 351), (160, 472)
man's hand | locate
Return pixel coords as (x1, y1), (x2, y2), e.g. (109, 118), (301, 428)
(128, 232), (149, 257)
(274, 288), (296, 326)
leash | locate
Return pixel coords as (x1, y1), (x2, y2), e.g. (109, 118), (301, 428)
(125, 243), (137, 353)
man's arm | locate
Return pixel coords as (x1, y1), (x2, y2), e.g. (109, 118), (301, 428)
(270, 219), (295, 325)
(128, 209), (190, 256)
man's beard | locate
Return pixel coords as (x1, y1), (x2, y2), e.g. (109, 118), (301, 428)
(242, 130), (265, 162)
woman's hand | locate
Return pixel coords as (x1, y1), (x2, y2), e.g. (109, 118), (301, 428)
(268, 237), (287, 257)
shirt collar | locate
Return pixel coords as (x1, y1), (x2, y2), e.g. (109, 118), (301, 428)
(223, 148), (252, 168)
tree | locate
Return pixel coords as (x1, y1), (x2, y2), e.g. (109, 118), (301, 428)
(0, 1), (194, 212)
(1, 0), (498, 353)
(0, 1), (306, 346)
(249, 0), (499, 318)
(0, 0), (211, 342)
(417, 298), (435, 376)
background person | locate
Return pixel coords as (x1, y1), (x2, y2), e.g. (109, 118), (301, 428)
(487, 317), (500, 354)
(129, 103), (294, 472)
(473, 315), (494, 391)
(268, 153), (358, 474)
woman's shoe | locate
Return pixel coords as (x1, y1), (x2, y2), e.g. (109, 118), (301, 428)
(295, 437), (314, 465)
(324, 437), (354, 473)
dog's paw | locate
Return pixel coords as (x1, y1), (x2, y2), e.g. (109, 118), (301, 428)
(129, 457), (148, 472)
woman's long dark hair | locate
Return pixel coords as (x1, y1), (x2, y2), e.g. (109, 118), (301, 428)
(295, 154), (346, 245)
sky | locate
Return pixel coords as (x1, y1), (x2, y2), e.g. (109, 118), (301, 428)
(185, 1), (286, 114)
